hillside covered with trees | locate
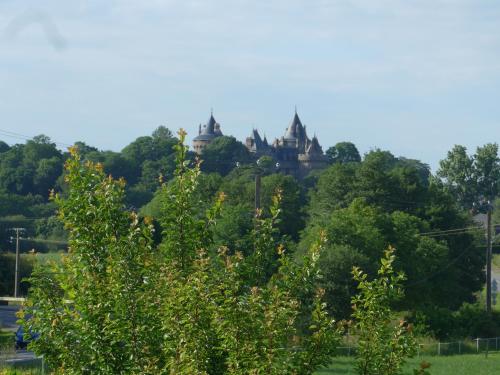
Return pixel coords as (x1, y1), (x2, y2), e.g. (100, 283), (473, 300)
(1, 129), (499, 340)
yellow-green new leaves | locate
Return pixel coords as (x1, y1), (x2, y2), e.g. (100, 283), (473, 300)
(351, 247), (418, 375)
(24, 134), (341, 375)
(24, 149), (159, 374)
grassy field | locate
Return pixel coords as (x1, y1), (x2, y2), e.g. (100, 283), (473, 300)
(317, 353), (500, 374)
(0, 353), (499, 374)
(493, 254), (500, 270)
(20, 251), (64, 267)
(0, 332), (11, 348)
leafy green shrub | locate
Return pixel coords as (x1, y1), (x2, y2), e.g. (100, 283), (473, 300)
(413, 303), (500, 340)
(351, 247), (418, 375)
(0, 253), (35, 296)
(22, 130), (341, 374)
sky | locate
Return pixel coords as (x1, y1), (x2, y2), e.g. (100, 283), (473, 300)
(1, 0), (500, 171)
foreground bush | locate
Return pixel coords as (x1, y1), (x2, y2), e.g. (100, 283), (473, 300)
(351, 247), (418, 375)
(21, 130), (340, 374)
(0, 253), (34, 296)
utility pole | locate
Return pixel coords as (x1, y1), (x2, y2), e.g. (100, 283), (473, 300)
(11, 227), (25, 298)
(255, 173), (261, 211)
(486, 206), (493, 313)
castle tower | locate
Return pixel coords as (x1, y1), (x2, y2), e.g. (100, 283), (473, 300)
(192, 112), (223, 154)
(298, 135), (328, 177)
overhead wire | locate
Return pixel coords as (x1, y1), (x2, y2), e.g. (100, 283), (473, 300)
(405, 243), (478, 288)
(0, 128), (72, 148)
(418, 224), (500, 238)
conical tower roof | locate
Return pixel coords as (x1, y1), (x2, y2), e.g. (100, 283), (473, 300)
(204, 113), (216, 134)
(193, 112), (222, 141)
(284, 111), (303, 140)
(306, 136), (323, 155)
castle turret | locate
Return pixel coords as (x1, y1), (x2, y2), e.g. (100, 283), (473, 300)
(280, 111), (310, 153)
(298, 135), (328, 176)
(192, 112), (223, 154)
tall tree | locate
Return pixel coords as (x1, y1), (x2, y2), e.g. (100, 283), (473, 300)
(300, 199), (462, 318)
(24, 133), (341, 374)
(0, 135), (63, 197)
(326, 141), (361, 164)
(200, 136), (252, 176)
(437, 143), (500, 208)
(0, 140), (10, 153)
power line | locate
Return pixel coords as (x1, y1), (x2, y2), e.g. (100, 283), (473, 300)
(0, 128), (72, 148)
(420, 226), (479, 236)
(406, 243), (477, 288)
(418, 224), (500, 237)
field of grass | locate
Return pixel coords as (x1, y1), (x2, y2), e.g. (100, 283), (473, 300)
(0, 365), (43, 375)
(0, 332), (11, 348)
(317, 353), (500, 374)
(0, 352), (499, 374)
(20, 251), (64, 267)
(494, 253), (500, 271)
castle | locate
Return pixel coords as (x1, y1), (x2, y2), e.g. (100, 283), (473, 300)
(193, 111), (328, 178)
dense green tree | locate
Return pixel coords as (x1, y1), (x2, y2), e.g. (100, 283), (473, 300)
(326, 141), (361, 164)
(24, 133), (340, 374)
(139, 172), (223, 219)
(34, 156), (63, 197)
(121, 126), (176, 165)
(397, 157), (430, 186)
(437, 143), (500, 208)
(201, 136), (252, 176)
(0, 253), (35, 296)
(300, 199), (479, 318)
(86, 151), (137, 184)
(261, 174), (306, 240)
(0, 140), (10, 153)
(73, 141), (98, 154)
(308, 149), (430, 220)
(0, 135), (63, 197)
(217, 169), (306, 240)
(307, 162), (359, 219)
(473, 143), (500, 200)
(352, 247), (417, 375)
(0, 190), (44, 217)
(212, 204), (254, 255)
(24, 135), (61, 161)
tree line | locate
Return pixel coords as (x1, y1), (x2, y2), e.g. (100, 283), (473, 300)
(1, 129), (500, 341)
(22, 133), (419, 374)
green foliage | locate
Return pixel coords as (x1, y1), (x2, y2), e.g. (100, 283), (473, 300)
(0, 140), (10, 153)
(158, 132), (215, 273)
(0, 252), (35, 296)
(219, 170), (306, 241)
(351, 247), (418, 375)
(326, 142), (361, 164)
(212, 204), (254, 255)
(22, 146), (160, 374)
(299, 199), (469, 319)
(309, 149), (432, 218)
(23, 131), (341, 374)
(200, 136), (252, 176)
(411, 303), (500, 340)
(0, 136), (62, 197)
(305, 150), (484, 318)
(437, 143), (500, 208)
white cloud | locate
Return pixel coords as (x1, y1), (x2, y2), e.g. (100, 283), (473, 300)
(0, 0), (499, 168)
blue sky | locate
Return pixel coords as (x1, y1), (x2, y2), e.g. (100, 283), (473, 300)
(1, 1), (500, 170)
